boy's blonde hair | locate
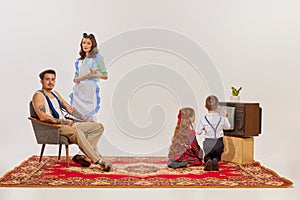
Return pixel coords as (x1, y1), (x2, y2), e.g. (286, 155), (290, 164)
(205, 95), (219, 111)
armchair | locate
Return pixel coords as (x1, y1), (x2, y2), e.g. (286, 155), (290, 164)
(28, 101), (73, 167)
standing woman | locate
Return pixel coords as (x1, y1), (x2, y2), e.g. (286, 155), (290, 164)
(70, 33), (108, 122)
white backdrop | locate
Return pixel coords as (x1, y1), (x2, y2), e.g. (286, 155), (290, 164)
(0, 0), (299, 199)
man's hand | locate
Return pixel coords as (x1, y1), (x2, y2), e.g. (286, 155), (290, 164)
(58, 119), (73, 126)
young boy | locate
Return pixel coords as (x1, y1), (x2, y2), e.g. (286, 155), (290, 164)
(196, 95), (230, 171)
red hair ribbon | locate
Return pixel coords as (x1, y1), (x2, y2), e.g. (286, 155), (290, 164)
(177, 113), (182, 124)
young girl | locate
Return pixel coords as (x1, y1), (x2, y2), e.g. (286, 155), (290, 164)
(196, 95), (230, 171)
(167, 107), (203, 168)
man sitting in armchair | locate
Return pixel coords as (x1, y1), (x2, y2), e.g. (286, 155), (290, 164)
(32, 69), (111, 171)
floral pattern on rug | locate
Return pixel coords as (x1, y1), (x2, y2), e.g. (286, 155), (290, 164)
(0, 156), (293, 188)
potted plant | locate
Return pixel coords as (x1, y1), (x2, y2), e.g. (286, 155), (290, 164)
(230, 86), (242, 102)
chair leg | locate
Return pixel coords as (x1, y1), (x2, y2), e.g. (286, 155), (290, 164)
(65, 145), (69, 168)
(58, 144), (62, 160)
(39, 144), (46, 162)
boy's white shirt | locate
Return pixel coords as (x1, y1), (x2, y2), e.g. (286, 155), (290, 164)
(196, 113), (230, 139)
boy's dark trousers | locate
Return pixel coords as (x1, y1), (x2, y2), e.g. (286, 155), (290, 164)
(203, 137), (224, 162)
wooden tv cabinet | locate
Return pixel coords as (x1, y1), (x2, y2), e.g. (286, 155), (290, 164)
(219, 102), (262, 164)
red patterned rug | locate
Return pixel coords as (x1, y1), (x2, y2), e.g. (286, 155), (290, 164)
(0, 156), (293, 188)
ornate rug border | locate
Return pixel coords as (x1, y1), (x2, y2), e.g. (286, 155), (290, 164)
(0, 155), (294, 188)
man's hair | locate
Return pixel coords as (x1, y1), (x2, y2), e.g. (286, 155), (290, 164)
(205, 95), (219, 111)
(39, 69), (56, 80)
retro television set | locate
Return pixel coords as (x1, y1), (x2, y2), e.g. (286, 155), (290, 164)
(217, 102), (262, 137)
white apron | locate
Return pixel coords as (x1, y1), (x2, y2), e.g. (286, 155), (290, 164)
(70, 57), (100, 121)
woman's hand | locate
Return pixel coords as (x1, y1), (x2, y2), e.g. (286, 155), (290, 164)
(73, 77), (80, 83)
(88, 68), (97, 77)
(99, 74), (107, 79)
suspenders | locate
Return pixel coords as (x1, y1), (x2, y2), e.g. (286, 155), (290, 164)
(204, 115), (221, 138)
(39, 90), (62, 119)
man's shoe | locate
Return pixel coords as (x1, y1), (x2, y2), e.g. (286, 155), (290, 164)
(72, 155), (91, 167)
(98, 159), (112, 172)
(212, 158), (219, 171)
(204, 159), (212, 171)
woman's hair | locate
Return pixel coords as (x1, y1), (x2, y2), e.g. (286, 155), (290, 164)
(79, 33), (98, 59)
(172, 107), (195, 139)
(205, 95), (219, 111)
(39, 69), (56, 80)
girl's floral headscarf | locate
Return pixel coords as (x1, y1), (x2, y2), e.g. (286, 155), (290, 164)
(168, 107), (195, 160)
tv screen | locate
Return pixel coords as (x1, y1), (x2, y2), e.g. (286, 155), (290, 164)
(218, 102), (262, 137)
(217, 106), (235, 131)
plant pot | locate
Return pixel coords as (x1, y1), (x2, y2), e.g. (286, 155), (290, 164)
(230, 96), (240, 102)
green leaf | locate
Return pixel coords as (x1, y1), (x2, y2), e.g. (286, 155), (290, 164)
(231, 86), (242, 96)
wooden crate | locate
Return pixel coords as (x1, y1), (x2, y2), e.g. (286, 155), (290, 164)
(221, 136), (254, 164)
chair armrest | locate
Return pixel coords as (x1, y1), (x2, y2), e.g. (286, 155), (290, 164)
(28, 117), (62, 144)
(28, 117), (59, 128)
